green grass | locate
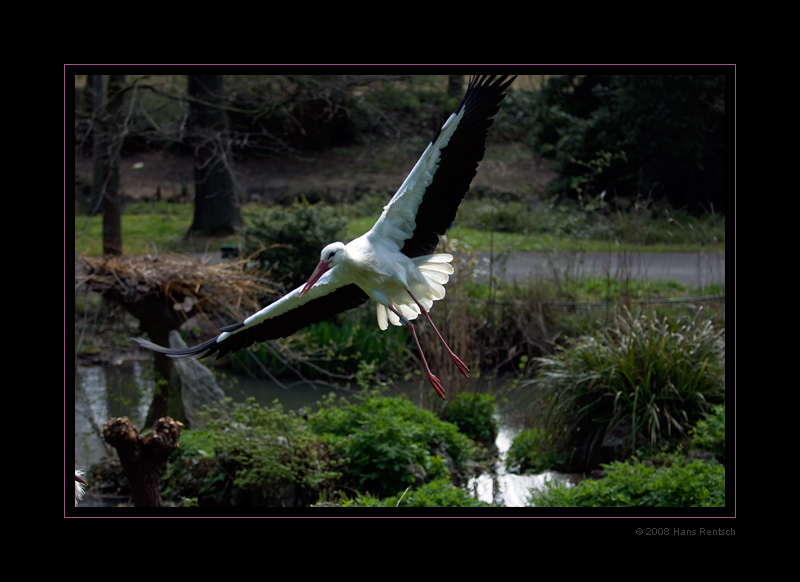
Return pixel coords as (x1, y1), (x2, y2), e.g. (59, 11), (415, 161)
(447, 227), (723, 253)
(348, 220), (581, 253)
(74, 202), (239, 256)
(74, 198), (725, 257)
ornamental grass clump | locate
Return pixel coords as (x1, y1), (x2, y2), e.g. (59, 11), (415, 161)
(536, 306), (725, 471)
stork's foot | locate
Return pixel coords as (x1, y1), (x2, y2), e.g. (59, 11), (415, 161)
(428, 373), (447, 401)
(452, 355), (470, 379)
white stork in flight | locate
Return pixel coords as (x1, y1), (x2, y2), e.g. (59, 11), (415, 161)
(134, 75), (516, 400)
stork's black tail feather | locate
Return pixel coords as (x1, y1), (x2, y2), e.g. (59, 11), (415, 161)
(131, 336), (220, 359)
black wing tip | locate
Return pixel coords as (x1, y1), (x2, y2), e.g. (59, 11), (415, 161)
(469, 74), (517, 89)
(219, 322), (245, 333)
(131, 336), (218, 359)
(461, 75), (516, 103)
(449, 75), (515, 121)
(400, 74), (516, 258)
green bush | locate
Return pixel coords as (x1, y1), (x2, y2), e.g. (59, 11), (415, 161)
(529, 457), (725, 507)
(241, 198), (347, 291)
(690, 404), (725, 462)
(342, 478), (494, 507)
(530, 74), (727, 214)
(308, 395), (472, 498)
(439, 392), (499, 445)
(488, 87), (539, 142)
(535, 307), (725, 471)
(506, 428), (570, 474)
(163, 398), (338, 506)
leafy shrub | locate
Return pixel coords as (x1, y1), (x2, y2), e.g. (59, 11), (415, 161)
(489, 87), (539, 142)
(459, 200), (540, 234)
(342, 478), (494, 507)
(308, 395), (472, 497)
(530, 74), (727, 214)
(357, 76), (456, 138)
(506, 428), (570, 474)
(163, 398), (338, 506)
(455, 198), (599, 240)
(454, 195), (726, 249)
(241, 198), (347, 291)
(690, 404), (725, 462)
(439, 392), (499, 445)
(529, 457), (725, 507)
(536, 307), (725, 471)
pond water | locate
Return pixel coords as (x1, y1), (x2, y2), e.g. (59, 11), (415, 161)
(73, 361), (575, 507)
(74, 361), (154, 472)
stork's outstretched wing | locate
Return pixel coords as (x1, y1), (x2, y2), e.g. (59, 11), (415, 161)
(133, 270), (368, 360)
(367, 75), (516, 258)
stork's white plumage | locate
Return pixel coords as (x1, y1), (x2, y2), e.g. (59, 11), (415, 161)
(134, 75), (516, 400)
(75, 470), (87, 506)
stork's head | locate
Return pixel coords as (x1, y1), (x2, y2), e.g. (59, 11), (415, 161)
(301, 242), (345, 296)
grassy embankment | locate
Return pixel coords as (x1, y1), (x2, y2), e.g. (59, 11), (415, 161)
(74, 197), (725, 257)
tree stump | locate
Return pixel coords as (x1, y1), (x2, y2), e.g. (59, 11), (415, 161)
(103, 416), (184, 507)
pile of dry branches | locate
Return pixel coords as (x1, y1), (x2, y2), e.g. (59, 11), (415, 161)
(75, 252), (276, 325)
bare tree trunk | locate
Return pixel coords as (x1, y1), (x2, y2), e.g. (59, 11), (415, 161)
(102, 75), (126, 256)
(103, 416), (184, 507)
(91, 74), (126, 256)
(89, 75), (106, 216)
(76, 75), (96, 155)
(187, 75), (243, 236)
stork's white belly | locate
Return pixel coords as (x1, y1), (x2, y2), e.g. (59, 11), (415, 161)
(367, 253), (454, 330)
(339, 235), (454, 329)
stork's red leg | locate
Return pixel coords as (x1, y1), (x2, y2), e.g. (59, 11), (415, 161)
(406, 290), (470, 379)
(388, 306), (447, 400)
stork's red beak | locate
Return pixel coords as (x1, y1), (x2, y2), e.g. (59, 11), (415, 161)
(75, 474), (88, 486)
(300, 260), (331, 296)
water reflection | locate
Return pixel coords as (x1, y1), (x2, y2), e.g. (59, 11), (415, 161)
(467, 426), (574, 507)
(74, 361), (155, 471)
